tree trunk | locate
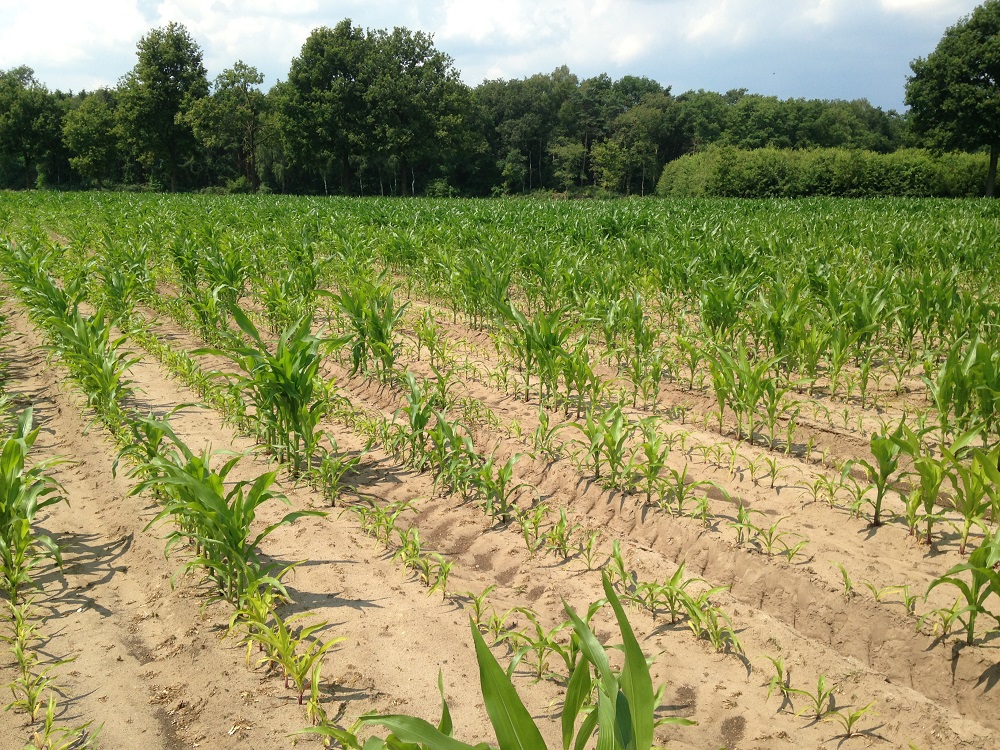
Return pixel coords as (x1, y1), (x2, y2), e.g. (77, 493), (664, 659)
(988, 143), (998, 198)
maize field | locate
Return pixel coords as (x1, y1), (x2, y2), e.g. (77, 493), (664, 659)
(0, 191), (998, 749)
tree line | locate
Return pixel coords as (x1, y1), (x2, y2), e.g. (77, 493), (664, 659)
(0, 15), (989, 196)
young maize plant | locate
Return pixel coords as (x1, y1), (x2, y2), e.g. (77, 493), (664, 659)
(303, 573), (694, 749)
(844, 425), (903, 528)
(333, 273), (409, 383)
(129, 415), (323, 606)
(0, 409), (65, 606)
(559, 336), (602, 418)
(501, 303), (573, 404)
(250, 609), (344, 705)
(568, 405), (636, 488)
(196, 306), (338, 477)
(890, 425), (947, 545)
(2, 241), (138, 435)
(922, 335), (980, 446)
(92, 255), (150, 324)
(22, 693), (100, 749)
(2, 241), (85, 333)
(926, 528), (1000, 645)
(396, 372), (435, 471)
(476, 452), (534, 526)
(43, 307), (140, 435)
(941, 438), (1000, 556)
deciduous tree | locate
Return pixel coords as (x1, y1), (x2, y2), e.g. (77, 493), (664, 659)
(906, 0), (1000, 196)
(117, 22), (209, 191)
(0, 67), (61, 188)
(280, 20), (371, 194)
(185, 62), (268, 190)
(63, 89), (121, 187)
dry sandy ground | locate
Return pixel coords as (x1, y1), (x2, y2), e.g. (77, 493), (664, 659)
(0, 292), (997, 750)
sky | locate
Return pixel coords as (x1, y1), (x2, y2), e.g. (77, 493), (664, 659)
(0, 0), (986, 111)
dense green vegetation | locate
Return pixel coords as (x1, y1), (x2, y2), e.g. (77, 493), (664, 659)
(4, 192), (1000, 437)
(1, 14), (983, 197)
(658, 146), (988, 198)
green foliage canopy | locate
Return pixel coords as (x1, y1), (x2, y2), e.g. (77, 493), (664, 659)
(906, 0), (1000, 196)
(116, 22), (209, 191)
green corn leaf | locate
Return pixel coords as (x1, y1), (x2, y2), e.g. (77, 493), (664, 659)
(562, 653), (593, 750)
(573, 708), (599, 750)
(564, 594), (615, 697)
(360, 714), (485, 750)
(603, 574), (655, 750)
(438, 671), (454, 737)
(471, 620), (547, 750)
(594, 688), (618, 750)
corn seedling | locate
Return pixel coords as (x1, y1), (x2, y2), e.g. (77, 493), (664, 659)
(755, 516), (794, 557)
(781, 538), (809, 563)
(861, 579), (897, 604)
(312, 438), (362, 505)
(839, 470), (872, 521)
(729, 503), (764, 547)
(663, 465), (713, 517)
(764, 655), (797, 713)
(509, 608), (572, 682)
(514, 503), (548, 556)
(660, 562), (707, 624)
(825, 700), (877, 739)
(24, 694), (100, 749)
(0, 409), (65, 605)
(334, 273), (409, 383)
(251, 610), (344, 704)
(6, 657), (72, 723)
(831, 562), (854, 600)
(544, 508), (582, 560)
(763, 456), (792, 489)
(846, 425), (903, 527)
(796, 478), (826, 505)
(132, 416), (323, 606)
(578, 529), (604, 570)
(925, 528), (1000, 645)
(477, 452), (534, 526)
(745, 453), (766, 486)
(789, 674), (837, 721)
(532, 406), (568, 460)
(918, 599), (964, 642)
(196, 306), (339, 477)
(428, 553), (453, 598)
(462, 585), (496, 631)
(900, 585), (919, 615)
(942, 436), (999, 555)
(684, 589), (743, 654)
(606, 540), (637, 592)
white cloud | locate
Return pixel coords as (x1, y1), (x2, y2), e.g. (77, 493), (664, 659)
(611, 33), (654, 66)
(879, 0), (969, 14)
(0, 1), (148, 76)
(683, 2), (752, 46)
(0, 0), (987, 106)
(438, 1), (572, 47)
